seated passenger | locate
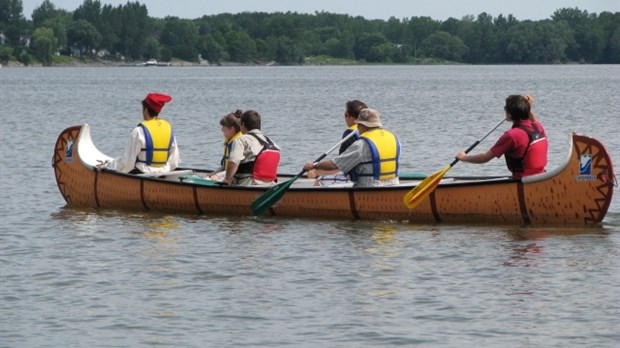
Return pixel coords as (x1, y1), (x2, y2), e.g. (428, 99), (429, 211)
(98, 93), (180, 174)
(308, 99), (367, 186)
(208, 110), (243, 181)
(456, 95), (548, 179)
(303, 108), (400, 187)
(223, 110), (281, 186)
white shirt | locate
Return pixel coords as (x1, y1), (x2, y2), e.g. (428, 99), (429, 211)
(106, 125), (180, 174)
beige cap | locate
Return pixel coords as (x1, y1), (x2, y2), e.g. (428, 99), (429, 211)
(355, 108), (382, 128)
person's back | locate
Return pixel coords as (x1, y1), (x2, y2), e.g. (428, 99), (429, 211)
(502, 119), (547, 179)
(522, 121), (548, 177)
(224, 110), (280, 186)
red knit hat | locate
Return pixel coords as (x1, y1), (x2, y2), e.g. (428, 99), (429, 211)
(143, 93), (172, 113)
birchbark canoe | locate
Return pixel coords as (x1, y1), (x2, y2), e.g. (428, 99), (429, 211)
(52, 124), (616, 226)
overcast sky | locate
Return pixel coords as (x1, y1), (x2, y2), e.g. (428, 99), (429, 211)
(21, 0), (620, 21)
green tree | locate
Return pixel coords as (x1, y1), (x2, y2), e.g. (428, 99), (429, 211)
(552, 7), (604, 62)
(67, 19), (101, 56)
(504, 20), (569, 63)
(596, 12), (620, 63)
(0, 46), (14, 63)
(32, 0), (62, 27)
(32, 26), (57, 65)
(144, 37), (159, 60)
(403, 16), (441, 56)
(73, 0), (102, 29)
(0, 0), (23, 25)
(199, 34), (227, 63)
(98, 4), (121, 53)
(354, 32), (389, 61)
(160, 17), (199, 61)
(420, 31), (468, 61)
(608, 26), (620, 63)
(0, 0), (25, 45)
(225, 30), (255, 62)
(117, 1), (149, 60)
(274, 35), (303, 64)
(384, 16), (404, 43)
(468, 13), (500, 63)
(39, 13), (71, 54)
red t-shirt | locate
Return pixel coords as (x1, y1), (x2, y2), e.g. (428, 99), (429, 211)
(490, 120), (547, 179)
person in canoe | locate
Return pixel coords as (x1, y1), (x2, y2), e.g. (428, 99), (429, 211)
(207, 110), (243, 181)
(97, 93), (180, 174)
(223, 110), (281, 186)
(455, 95), (548, 179)
(307, 99), (368, 186)
(303, 108), (401, 187)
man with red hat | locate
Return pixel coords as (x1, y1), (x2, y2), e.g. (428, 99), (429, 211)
(98, 93), (180, 174)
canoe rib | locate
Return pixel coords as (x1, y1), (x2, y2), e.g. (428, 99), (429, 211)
(52, 124), (615, 226)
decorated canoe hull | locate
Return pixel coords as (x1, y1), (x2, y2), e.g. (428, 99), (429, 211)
(52, 124), (615, 226)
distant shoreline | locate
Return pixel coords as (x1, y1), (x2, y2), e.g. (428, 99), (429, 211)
(1, 59), (263, 68)
(2, 57), (599, 68)
(1, 56), (467, 68)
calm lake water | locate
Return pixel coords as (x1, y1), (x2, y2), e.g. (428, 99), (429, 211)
(1, 65), (619, 347)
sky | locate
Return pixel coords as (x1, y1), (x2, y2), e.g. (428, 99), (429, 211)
(21, 0), (620, 21)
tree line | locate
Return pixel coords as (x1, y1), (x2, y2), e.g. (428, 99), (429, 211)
(1, 0), (619, 66)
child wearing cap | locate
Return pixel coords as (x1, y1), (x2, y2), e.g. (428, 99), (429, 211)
(97, 93), (181, 174)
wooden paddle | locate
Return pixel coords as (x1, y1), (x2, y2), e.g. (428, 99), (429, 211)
(251, 131), (358, 216)
(402, 119), (506, 209)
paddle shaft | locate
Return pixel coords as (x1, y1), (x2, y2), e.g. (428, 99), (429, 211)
(251, 130), (359, 216)
(448, 118), (506, 167)
(294, 129), (359, 178)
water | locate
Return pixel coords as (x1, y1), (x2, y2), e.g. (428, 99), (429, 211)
(1, 65), (619, 347)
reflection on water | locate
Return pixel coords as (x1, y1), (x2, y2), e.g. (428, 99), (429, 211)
(504, 225), (610, 241)
(138, 215), (182, 258)
(504, 242), (545, 268)
(370, 224), (397, 244)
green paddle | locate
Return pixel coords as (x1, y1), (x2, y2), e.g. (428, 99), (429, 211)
(251, 131), (358, 216)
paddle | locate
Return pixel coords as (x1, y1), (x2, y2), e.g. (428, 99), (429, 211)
(251, 131), (358, 216)
(402, 119), (506, 209)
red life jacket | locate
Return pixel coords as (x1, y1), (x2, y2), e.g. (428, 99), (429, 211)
(505, 123), (548, 178)
(236, 133), (280, 181)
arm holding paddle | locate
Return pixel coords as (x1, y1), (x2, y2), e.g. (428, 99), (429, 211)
(456, 149), (495, 164)
(303, 160), (339, 172)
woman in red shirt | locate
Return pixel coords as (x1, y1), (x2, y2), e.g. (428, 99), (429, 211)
(456, 95), (548, 179)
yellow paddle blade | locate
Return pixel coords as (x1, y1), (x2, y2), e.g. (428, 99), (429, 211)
(402, 165), (452, 209)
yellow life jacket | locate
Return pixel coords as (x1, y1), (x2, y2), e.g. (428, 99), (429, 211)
(345, 124), (358, 133)
(137, 119), (173, 167)
(221, 131), (243, 169)
(358, 129), (400, 180)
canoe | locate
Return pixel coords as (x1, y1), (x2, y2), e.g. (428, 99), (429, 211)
(52, 124), (616, 226)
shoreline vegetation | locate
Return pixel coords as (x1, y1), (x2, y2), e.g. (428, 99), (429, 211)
(1, 1), (618, 67)
(1, 55), (465, 68)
